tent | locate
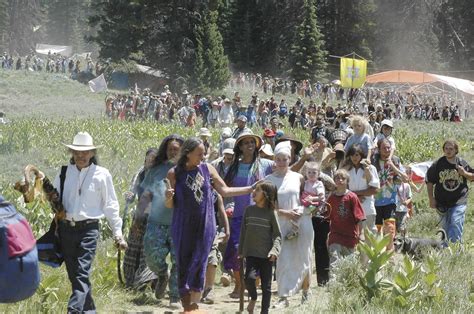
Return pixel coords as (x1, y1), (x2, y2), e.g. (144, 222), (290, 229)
(35, 44), (73, 57)
(365, 70), (474, 96)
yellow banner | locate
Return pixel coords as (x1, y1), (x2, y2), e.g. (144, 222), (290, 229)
(340, 57), (367, 88)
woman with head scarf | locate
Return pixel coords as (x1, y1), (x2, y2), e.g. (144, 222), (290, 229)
(265, 141), (314, 308)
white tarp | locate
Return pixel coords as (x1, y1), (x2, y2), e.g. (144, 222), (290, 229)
(88, 74), (108, 93)
(136, 64), (163, 77)
(35, 44), (73, 57)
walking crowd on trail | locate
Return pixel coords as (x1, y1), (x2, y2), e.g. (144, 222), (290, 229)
(3, 87), (473, 313)
(102, 87), (472, 313)
(1, 62), (472, 312)
(104, 74), (467, 127)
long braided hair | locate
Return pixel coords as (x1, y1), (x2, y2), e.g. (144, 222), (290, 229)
(224, 138), (261, 186)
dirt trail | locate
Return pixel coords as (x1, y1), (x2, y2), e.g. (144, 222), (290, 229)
(122, 272), (329, 313)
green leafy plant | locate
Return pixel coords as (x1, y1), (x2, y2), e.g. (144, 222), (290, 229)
(358, 229), (394, 299)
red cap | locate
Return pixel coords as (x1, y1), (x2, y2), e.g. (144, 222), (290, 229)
(263, 129), (276, 137)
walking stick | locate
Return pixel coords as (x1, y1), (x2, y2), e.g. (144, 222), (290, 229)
(239, 257), (245, 312)
(117, 198), (132, 285)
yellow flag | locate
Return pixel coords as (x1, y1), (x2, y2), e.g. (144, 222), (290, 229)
(340, 57), (367, 88)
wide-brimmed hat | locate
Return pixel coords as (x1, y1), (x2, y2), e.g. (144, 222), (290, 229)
(197, 127), (212, 137)
(260, 144), (274, 157)
(64, 132), (102, 151)
(275, 135), (303, 155)
(222, 138), (236, 155)
(235, 131), (263, 152)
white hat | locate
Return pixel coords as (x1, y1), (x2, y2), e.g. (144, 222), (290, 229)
(221, 127), (232, 138)
(160, 92), (167, 97)
(260, 144), (274, 157)
(274, 141), (291, 157)
(64, 132), (102, 151)
(381, 119), (394, 128)
(222, 138), (236, 155)
(197, 127), (212, 137)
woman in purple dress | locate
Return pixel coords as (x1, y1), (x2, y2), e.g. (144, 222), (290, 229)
(165, 137), (254, 312)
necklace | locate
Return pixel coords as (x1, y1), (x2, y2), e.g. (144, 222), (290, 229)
(78, 166), (91, 196)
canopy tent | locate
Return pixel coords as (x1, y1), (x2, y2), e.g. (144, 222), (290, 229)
(365, 70), (474, 96)
(35, 44), (73, 57)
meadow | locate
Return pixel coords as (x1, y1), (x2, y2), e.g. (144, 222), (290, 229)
(0, 70), (473, 312)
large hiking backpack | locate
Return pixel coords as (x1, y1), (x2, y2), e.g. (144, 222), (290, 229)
(0, 196), (40, 303)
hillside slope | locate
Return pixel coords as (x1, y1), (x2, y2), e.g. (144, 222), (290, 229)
(0, 70), (105, 118)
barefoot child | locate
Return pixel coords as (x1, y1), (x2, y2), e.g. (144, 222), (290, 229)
(327, 169), (366, 269)
(239, 181), (281, 314)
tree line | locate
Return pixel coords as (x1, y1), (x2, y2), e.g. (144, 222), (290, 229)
(1, 0), (473, 91)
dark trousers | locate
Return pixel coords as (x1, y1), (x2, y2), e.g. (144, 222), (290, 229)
(244, 256), (273, 314)
(312, 216), (330, 286)
(59, 221), (99, 313)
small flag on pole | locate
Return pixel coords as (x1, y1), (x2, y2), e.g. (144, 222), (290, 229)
(88, 74), (108, 93)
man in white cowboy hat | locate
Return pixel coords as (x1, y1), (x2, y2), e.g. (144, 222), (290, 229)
(55, 131), (126, 313)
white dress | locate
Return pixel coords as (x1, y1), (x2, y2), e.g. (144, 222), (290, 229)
(266, 171), (314, 297)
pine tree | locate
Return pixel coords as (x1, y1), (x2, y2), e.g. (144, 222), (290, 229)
(290, 0), (327, 81)
(193, 7), (230, 92)
(316, 0), (376, 74)
(88, 0), (144, 61)
(0, 0), (8, 52)
(5, 0), (45, 55)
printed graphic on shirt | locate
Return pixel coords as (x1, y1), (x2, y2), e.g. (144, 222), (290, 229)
(439, 169), (463, 192)
(337, 201), (348, 218)
(186, 172), (204, 202)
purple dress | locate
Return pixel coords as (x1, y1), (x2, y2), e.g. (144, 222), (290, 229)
(171, 163), (216, 296)
(223, 158), (273, 271)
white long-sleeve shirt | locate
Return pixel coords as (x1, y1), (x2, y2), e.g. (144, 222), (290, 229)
(53, 163), (122, 237)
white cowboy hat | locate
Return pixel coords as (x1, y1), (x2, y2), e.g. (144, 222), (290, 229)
(63, 132), (102, 151)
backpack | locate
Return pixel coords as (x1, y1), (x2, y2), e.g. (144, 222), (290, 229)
(0, 196), (40, 303)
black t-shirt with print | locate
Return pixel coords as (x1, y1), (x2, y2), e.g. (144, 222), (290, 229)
(426, 156), (473, 207)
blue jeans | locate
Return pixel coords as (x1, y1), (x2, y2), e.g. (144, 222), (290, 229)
(439, 203), (466, 243)
(59, 221), (99, 314)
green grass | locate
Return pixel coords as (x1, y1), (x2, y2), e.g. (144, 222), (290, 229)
(0, 70), (473, 312)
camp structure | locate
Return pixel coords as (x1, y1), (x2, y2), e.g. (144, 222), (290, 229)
(109, 63), (167, 92)
(365, 70), (474, 102)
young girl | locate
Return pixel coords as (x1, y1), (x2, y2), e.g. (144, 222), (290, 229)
(239, 181), (281, 314)
(301, 162), (325, 217)
(344, 115), (373, 160)
(373, 119), (396, 156)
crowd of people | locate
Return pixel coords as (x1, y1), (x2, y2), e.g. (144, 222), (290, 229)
(2, 59), (472, 312)
(1, 50), (104, 80)
(5, 93), (471, 313)
(103, 79), (467, 135)
(108, 93), (471, 313)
